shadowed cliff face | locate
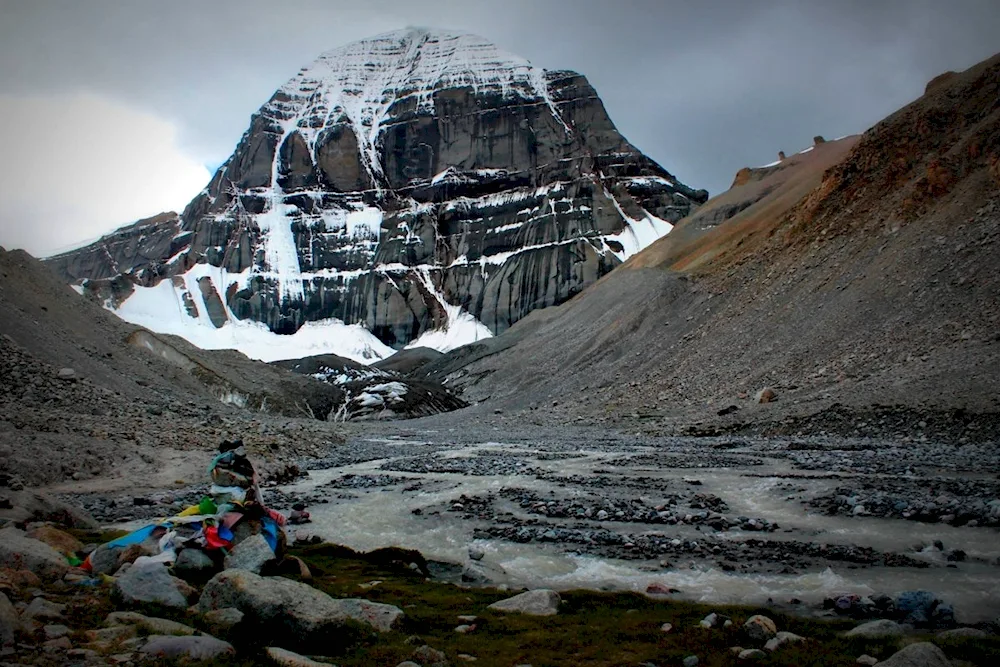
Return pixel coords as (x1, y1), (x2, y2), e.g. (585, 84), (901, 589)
(46, 28), (706, 350)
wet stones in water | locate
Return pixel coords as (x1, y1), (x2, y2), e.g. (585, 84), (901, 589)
(454, 488), (773, 536)
(383, 453), (537, 476)
(807, 479), (1000, 526)
(322, 474), (412, 489)
(476, 524), (928, 571)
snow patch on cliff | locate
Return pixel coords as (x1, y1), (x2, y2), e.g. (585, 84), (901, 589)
(406, 267), (493, 352)
(113, 278), (393, 364)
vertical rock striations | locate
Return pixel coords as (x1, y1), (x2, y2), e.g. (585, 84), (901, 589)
(47, 28), (706, 356)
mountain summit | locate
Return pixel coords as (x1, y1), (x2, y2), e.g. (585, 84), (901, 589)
(48, 28), (706, 361)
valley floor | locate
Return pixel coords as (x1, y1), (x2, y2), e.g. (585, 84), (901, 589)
(62, 420), (1000, 625)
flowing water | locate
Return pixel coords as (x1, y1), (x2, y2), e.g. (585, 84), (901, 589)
(277, 432), (1000, 622)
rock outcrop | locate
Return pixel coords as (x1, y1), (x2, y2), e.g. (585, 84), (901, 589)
(195, 569), (403, 647)
(47, 28), (705, 354)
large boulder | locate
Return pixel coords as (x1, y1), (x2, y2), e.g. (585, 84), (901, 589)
(0, 528), (69, 581)
(461, 559), (508, 585)
(138, 634), (235, 661)
(111, 562), (192, 610)
(487, 589), (561, 616)
(25, 525), (84, 557)
(195, 569), (403, 647)
(86, 543), (124, 576)
(845, 619), (905, 638)
(875, 642), (950, 667)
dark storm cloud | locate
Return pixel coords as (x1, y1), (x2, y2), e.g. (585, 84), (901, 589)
(1, 0), (998, 252)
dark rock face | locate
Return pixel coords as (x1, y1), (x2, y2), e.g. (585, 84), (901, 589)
(46, 29), (705, 349)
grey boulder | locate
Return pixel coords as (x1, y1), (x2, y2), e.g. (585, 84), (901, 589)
(487, 589), (561, 616)
(874, 642), (951, 667)
(106, 611), (197, 636)
(0, 527), (69, 581)
(764, 631), (806, 652)
(111, 562), (192, 609)
(139, 634), (235, 661)
(223, 533), (275, 574)
(743, 614), (777, 643)
(266, 646), (337, 666)
(845, 619), (906, 638)
(195, 569), (403, 645)
(20, 597), (65, 622)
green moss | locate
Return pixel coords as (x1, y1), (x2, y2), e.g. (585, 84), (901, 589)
(49, 540), (998, 667)
(65, 527), (129, 545)
(282, 544), (1000, 667)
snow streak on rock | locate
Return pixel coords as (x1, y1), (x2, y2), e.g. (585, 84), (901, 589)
(272, 27), (565, 185)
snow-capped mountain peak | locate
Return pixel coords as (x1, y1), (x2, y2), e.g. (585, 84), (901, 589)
(48, 27), (707, 364)
(270, 27), (565, 186)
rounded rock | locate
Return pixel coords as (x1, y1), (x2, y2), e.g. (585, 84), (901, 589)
(743, 614), (777, 643)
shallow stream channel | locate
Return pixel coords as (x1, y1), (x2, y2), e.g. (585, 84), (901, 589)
(272, 427), (1000, 623)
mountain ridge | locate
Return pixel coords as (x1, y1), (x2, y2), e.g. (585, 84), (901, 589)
(46, 27), (706, 361)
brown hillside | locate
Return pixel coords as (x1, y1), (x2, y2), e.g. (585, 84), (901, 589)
(0, 248), (344, 488)
(423, 53), (1000, 435)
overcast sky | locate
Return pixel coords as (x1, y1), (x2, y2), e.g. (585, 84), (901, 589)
(1, 0), (998, 256)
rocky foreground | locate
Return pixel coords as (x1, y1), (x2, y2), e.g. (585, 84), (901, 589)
(1, 479), (999, 667)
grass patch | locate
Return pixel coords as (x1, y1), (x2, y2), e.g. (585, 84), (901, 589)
(285, 545), (995, 667)
(933, 634), (1000, 664)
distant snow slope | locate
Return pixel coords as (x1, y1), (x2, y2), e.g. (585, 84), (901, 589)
(114, 267), (394, 364)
